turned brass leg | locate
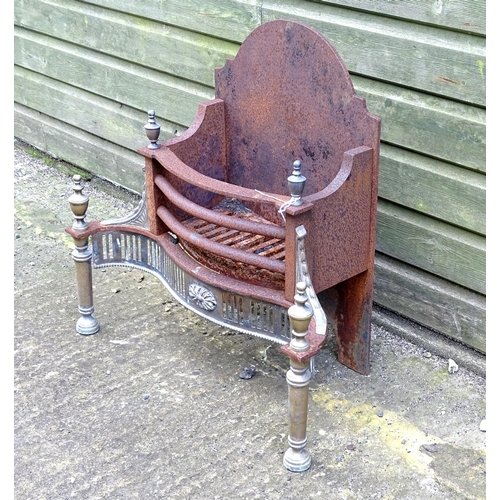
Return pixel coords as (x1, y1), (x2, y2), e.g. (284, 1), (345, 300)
(283, 282), (313, 472)
(68, 175), (99, 335)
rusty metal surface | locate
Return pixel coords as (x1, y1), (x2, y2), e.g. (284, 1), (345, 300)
(154, 173), (285, 240)
(180, 210), (287, 291)
(156, 205), (286, 275)
(135, 20), (380, 373)
(144, 147), (288, 213)
(215, 20), (380, 197)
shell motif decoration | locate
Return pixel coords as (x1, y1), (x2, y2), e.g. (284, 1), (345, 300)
(188, 283), (217, 311)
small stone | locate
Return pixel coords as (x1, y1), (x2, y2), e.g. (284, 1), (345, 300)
(377, 410), (384, 418)
(448, 359), (459, 374)
(346, 443), (356, 451)
(422, 443), (438, 454)
(480, 419), (486, 432)
(239, 366), (256, 379)
(423, 351), (432, 358)
(142, 394), (150, 400)
(112, 288), (120, 293)
(15, 234), (20, 239)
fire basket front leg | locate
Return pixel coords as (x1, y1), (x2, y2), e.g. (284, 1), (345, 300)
(283, 282), (313, 472)
(68, 175), (99, 335)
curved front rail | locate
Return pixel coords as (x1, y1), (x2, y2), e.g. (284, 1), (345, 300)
(91, 229), (293, 345)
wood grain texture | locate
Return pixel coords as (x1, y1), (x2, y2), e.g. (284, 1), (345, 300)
(376, 200), (485, 294)
(14, 0), (239, 88)
(77, 0), (262, 42)
(311, 0), (485, 35)
(374, 253), (485, 353)
(355, 76), (485, 173)
(14, 66), (184, 151)
(15, 103), (145, 193)
(379, 145), (485, 234)
(14, 28), (211, 128)
(263, 0), (486, 106)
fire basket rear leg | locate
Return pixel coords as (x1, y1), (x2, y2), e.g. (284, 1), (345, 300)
(334, 269), (373, 376)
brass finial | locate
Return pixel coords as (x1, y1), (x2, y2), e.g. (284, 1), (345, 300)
(288, 281), (312, 352)
(68, 175), (89, 230)
(287, 160), (306, 206)
(144, 110), (161, 149)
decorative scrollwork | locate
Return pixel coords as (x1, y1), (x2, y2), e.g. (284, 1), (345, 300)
(188, 283), (217, 311)
(101, 184), (150, 230)
(295, 225), (327, 336)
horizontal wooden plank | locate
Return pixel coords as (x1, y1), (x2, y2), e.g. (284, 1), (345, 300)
(374, 253), (485, 353)
(376, 200), (485, 294)
(355, 76), (485, 173)
(263, 0), (486, 105)
(310, 0), (485, 35)
(14, 103), (145, 193)
(14, 0), (239, 88)
(372, 307), (486, 377)
(379, 145), (485, 234)
(14, 28), (211, 128)
(14, 66), (185, 152)
(77, 0), (261, 43)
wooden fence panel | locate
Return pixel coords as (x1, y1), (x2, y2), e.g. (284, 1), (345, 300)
(263, 0), (486, 106)
(14, 28), (212, 128)
(312, 0), (486, 35)
(15, 103), (145, 192)
(376, 201), (485, 294)
(374, 254), (486, 353)
(14, 0), (239, 88)
(78, 0), (261, 42)
(14, 66), (179, 151)
(379, 145), (485, 235)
